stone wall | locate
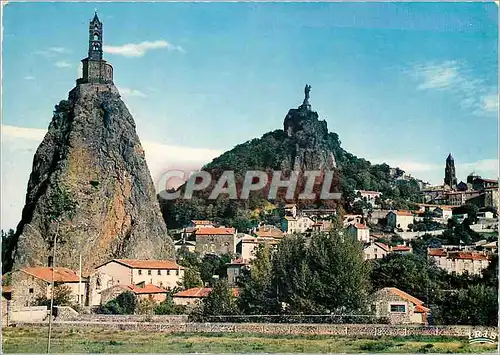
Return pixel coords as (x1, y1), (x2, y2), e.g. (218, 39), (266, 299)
(13, 321), (496, 339)
(195, 234), (235, 256)
(11, 271), (47, 309)
(59, 314), (189, 323)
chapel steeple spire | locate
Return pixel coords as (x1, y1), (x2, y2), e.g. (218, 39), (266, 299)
(88, 12), (103, 61)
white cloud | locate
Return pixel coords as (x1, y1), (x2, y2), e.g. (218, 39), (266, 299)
(55, 61), (72, 68)
(479, 94), (499, 114)
(411, 61), (460, 90)
(408, 61), (498, 117)
(48, 47), (69, 54)
(0, 124), (221, 230)
(24, 76), (35, 81)
(34, 47), (70, 57)
(117, 87), (147, 98)
(103, 40), (184, 57)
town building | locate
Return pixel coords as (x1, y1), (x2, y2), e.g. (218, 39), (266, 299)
(189, 220), (215, 229)
(354, 190), (382, 209)
(281, 216), (315, 234)
(100, 283), (168, 305)
(236, 236), (277, 263)
(346, 223), (370, 243)
(89, 259), (184, 305)
(433, 206), (453, 220)
(428, 248), (491, 276)
(174, 239), (196, 253)
(226, 259), (249, 286)
(372, 287), (430, 324)
(284, 204), (297, 217)
(194, 227), (237, 256)
(311, 220), (334, 232)
(363, 241), (390, 260)
(391, 245), (413, 255)
(173, 287), (239, 307)
(386, 211), (414, 231)
(255, 225), (284, 239)
(444, 153), (457, 189)
(11, 267), (85, 308)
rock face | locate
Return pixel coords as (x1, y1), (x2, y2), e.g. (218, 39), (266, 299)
(10, 83), (175, 274)
(283, 104), (337, 172)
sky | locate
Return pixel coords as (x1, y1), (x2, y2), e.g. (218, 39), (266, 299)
(1, 2), (499, 230)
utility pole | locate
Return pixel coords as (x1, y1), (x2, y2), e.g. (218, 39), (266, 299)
(78, 253), (83, 305)
(47, 222), (59, 354)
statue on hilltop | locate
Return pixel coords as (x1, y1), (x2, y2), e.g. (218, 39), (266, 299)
(300, 84), (312, 111)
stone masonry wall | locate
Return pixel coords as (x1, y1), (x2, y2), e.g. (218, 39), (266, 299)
(12, 320), (497, 339)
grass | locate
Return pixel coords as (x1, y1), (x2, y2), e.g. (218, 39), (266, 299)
(2, 327), (498, 353)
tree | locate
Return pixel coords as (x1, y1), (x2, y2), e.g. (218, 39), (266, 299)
(197, 279), (239, 318)
(36, 284), (72, 308)
(453, 204), (478, 223)
(1, 229), (15, 274)
(99, 291), (137, 314)
(179, 268), (203, 289)
(137, 297), (157, 315)
(370, 254), (444, 305)
(237, 244), (279, 315)
(433, 285), (497, 326)
(155, 294), (185, 315)
(306, 231), (371, 313)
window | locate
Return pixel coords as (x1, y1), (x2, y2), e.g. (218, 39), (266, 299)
(166, 270), (170, 276)
(175, 270), (179, 276)
(148, 270), (152, 276)
(157, 270), (161, 276)
(29, 288), (34, 294)
(138, 270), (142, 275)
(390, 304), (406, 313)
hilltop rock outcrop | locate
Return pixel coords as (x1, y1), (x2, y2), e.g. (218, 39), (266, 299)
(9, 83), (175, 274)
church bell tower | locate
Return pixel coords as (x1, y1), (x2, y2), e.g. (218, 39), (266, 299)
(77, 12), (113, 85)
(88, 13), (103, 61)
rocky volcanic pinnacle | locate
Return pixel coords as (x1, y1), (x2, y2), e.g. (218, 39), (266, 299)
(11, 83), (175, 274)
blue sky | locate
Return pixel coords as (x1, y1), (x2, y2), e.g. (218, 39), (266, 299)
(1, 2), (498, 229)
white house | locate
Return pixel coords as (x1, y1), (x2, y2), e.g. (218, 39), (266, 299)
(428, 248), (491, 276)
(354, 190), (382, 209)
(90, 259), (184, 306)
(347, 223), (370, 242)
(433, 206), (453, 220)
(363, 241), (390, 260)
(281, 216), (315, 234)
(386, 211), (414, 231)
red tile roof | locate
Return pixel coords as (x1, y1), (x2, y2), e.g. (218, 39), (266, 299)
(428, 248), (447, 257)
(226, 258), (248, 266)
(385, 287), (428, 312)
(415, 304), (431, 313)
(174, 287), (239, 298)
(392, 245), (412, 252)
(374, 242), (390, 252)
(106, 259), (184, 270)
(195, 227), (235, 235)
(256, 229), (284, 238)
(126, 283), (167, 295)
(448, 252), (490, 261)
(21, 267), (80, 283)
